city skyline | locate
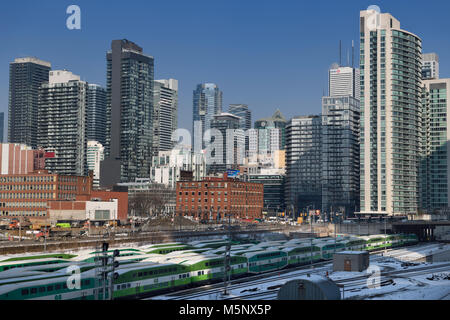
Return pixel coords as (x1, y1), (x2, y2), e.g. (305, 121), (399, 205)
(2, 1), (450, 135)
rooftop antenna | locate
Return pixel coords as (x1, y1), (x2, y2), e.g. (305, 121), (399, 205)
(339, 40), (342, 67)
(352, 40), (355, 68)
(347, 48), (350, 67)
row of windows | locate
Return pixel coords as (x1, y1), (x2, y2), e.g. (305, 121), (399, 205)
(21, 280), (91, 296)
(0, 176), (55, 183)
(132, 267), (179, 278)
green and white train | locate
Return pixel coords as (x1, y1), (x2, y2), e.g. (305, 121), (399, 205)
(0, 233), (418, 300)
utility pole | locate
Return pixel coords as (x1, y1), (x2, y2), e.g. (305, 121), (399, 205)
(44, 224), (47, 252)
(223, 213), (232, 296)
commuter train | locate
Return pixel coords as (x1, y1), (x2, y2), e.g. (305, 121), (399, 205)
(0, 233), (418, 300)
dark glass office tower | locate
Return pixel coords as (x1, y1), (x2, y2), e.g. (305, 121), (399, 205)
(87, 84), (107, 146)
(8, 57), (51, 147)
(193, 83), (222, 151)
(101, 39), (154, 186)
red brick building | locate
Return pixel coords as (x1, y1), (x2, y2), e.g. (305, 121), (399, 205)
(176, 174), (264, 220)
(0, 170), (92, 220)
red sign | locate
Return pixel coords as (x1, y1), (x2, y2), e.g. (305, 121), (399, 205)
(44, 152), (55, 158)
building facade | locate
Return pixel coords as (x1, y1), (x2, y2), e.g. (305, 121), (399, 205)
(153, 79), (178, 154)
(228, 104), (251, 130)
(0, 170), (92, 220)
(87, 140), (104, 188)
(420, 78), (450, 212)
(285, 115), (322, 216)
(321, 96), (360, 217)
(87, 84), (107, 146)
(0, 143), (44, 175)
(208, 113), (244, 174)
(359, 10), (422, 216)
(150, 149), (206, 188)
(422, 53), (439, 80)
(328, 66), (360, 101)
(248, 171), (285, 217)
(254, 109), (287, 150)
(101, 39), (154, 186)
(37, 70), (88, 176)
(193, 83), (223, 151)
(176, 175), (264, 220)
(8, 57), (51, 148)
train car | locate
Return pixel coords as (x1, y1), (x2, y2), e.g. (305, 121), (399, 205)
(0, 253), (77, 263)
(140, 242), (183, 250)
(180, 255), (247, 285)
(316, 242), (346, 260)
(244, 250), (288, 274)
(89, 248), (145, 257)
(146, 245), (194, 255)
(362, 235), (387, 251)
(283, 244), (321, 266)
(344, 238), (367, 251)
(0, 258), (71, 272)
(112, 262), (191, 299)
(0, 269), (98, 300)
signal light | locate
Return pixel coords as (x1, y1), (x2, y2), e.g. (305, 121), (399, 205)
(113, 249), (120, 257)
(113, 272), (119, 280)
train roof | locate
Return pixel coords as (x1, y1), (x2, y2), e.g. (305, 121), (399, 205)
(0, 258), (69, 267)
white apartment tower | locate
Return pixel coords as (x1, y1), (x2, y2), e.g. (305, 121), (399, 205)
(359, 10), (422, 216)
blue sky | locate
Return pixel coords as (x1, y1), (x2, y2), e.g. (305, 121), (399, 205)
(1, 0), (450, 134)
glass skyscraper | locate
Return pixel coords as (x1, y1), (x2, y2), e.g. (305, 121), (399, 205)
(321, 96), (360, 217)
(420, 79), (450, 211)
(87, 84), (107, 146)
(193, 83), (222, 151)
(285, 115), (322, 215)
(8, 57), (51, 148)
(101, 39), (154, 186)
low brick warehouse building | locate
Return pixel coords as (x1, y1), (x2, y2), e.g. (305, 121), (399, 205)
(176, 174), (264, 220)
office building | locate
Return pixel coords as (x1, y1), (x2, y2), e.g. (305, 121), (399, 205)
(8, 57), (51, 147)
(208, 113), (244, 174)
(254, 109), (287, 150)
(193, 83), (222, 151)
(328, 65), (360, 100)
(228, 104), (251, 130)
(359, 10), (422, 216)
(37, 70), (88, 176)
(101, 39), (154, 186)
